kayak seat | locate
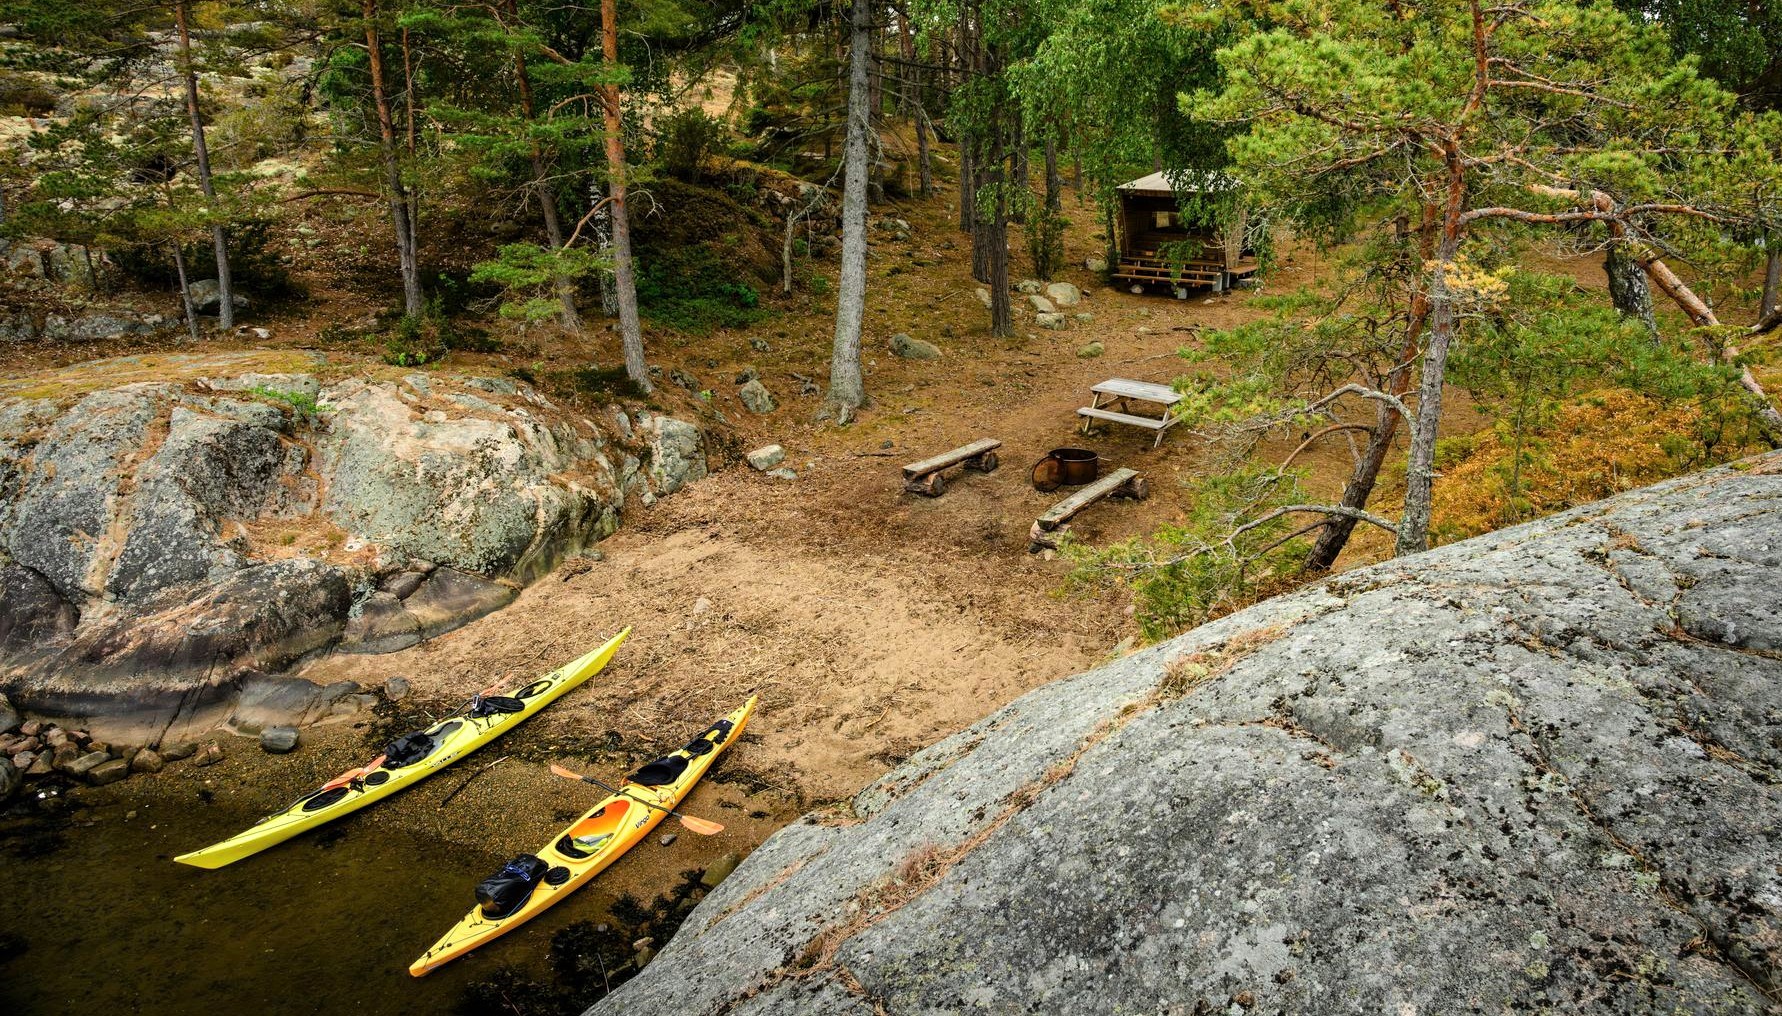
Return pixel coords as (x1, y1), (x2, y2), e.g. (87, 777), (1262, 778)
(629, 754), (690, 787)
(514, 679), (553, 699)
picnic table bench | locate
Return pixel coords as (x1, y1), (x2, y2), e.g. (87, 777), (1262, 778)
(902, 437), (1002, 496)
(1028, 466), (1149, 551)
(1077, 378), (1183, 449)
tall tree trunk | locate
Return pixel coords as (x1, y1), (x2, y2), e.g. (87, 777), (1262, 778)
(958, 144), (974, 233)
(1008, 110), (1026, 225)
(827, 0), (873, 413)
(915, 104), (932, 198)
(970, 153), (992, 284)
(175, 0), (233, 330)
(1396, 259), (1455, 556)
(507, 0), (580, 332)
(601, 0), (649, 391)
(1604, 242), (1658, 342)
(363, 0), (423, 317)
(1043, 136), (1060, 213)
(171, 241), (200, 342)
(1763, 247), (1780, 321)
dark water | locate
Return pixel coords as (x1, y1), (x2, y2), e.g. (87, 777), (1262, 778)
(0, 784), (671, 1016)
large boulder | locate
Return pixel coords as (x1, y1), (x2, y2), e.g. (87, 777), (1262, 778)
(186, 279), (248, 312)
(0, 359), (707, 737)
(594, 454), (1782, 1016)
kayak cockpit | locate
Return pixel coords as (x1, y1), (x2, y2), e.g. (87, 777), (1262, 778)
(552, 800), (631, 860)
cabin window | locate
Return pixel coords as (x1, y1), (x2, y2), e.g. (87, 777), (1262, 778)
(1153, 211), (1175, 230)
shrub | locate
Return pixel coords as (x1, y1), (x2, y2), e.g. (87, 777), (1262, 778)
(655, 109), (728, 184)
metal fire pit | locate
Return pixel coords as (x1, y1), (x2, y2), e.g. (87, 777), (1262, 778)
(1031, 447), (1101, 492)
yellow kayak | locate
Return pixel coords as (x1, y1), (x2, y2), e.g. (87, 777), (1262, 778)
(175, 628), (630, 869)
(409, 695), (757, 976)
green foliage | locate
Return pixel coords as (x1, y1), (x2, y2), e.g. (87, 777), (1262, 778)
(543, 364), (646, 405)
(248, 384), (321, 416)
(654, 108), (729, 183)
(1024, 205), (1068, 280)
(470, 243), (607, 324)
(634, 245), (767, 334)
(1065, 466), (1315, 638)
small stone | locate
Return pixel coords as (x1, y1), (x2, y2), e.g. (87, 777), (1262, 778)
(70, 729), (91, 744)
(194, 743), (225, 767)
(43, 728), (67, 749)
(1074, 312), (1095, 323)
(19, 720), (41, 737)
(693, 597), (714, 615)
(1231, 991), (1256, 1008)
(251, 327), (271, 340)
(734, 366), (760, 384)
(9, 751), (31, 773)
(384, 676), (411, 702)
(746, 445), (786, 471)
(160, 741), (198, 762)
(974, 287), (992, 310)
(633, 938), (655, 952)
(86, 740), (110, 758)
(750, 338), (771, 352)
(1036, 312), (1068, 330)
(379, 570), (427, 600)
(1028, 294), (1058, 314)
(1046, 282), (1083, 307)
(25, 753), (52, 776)
(1015, 279), (1043, 295)
(130, 749), (165, 774)
(12, 736), (41, 754)
(87, 758), (130, 786)
(636, 946), (656, 967)
(260, 726), (300, 754)
(61, 750), (111, 778)
(1085, 256), (1109, 273)
(880, 440), (893, 449)
(766, 467), (798, 480)
(890, 333), (942, 360)
(659, 833), (678, 847)
(1077, 340), (1105, 358)
(51, 743), (79, 767)
(701, 852), (742, 888)
(738, 379), (776, 415)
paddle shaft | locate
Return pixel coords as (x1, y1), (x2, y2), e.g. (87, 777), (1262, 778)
(558, 768), (720, 832)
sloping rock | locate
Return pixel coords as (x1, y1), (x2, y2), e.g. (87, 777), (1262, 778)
(0, 359), (708, 737)
(595, 454), (1782, 1016)
(890, 334), (941, 360)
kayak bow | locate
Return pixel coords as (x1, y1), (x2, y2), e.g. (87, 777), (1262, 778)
(409, 695), (757, 976)
(174, 628), (630, 869)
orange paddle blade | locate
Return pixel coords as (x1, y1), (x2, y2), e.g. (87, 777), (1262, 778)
(549, 763), (582, 781)
(677, 814), (725, 835)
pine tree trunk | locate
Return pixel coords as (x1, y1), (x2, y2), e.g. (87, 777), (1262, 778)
(172, 242), (200, 342)
(1009, 111), (1026, 225)
(508, 1), (581, 333)
(827, 0), (873, 412)
(602, 0), (649, 391)
(958, 144), (974, 233)
(363, 0), (423, 317)
(175, 0), (233, 331)
(915, 105), (932, 198)
(1763, 247), (1781, 321)
(1044, 137), (1060, 213)
(1396, 261), (1454, 557)
(1604, 243), (1658, 342)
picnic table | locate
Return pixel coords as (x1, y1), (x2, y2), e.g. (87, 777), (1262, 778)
(1076, 378), (1183, 449)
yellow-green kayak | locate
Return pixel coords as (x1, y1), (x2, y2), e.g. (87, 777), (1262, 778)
(175, 628), (629, 869)
(409, 695), (756, 976)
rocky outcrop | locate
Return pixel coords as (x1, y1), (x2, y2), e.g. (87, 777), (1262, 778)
(596, 454), (1782, 1015)
(0, 358), (709, 738)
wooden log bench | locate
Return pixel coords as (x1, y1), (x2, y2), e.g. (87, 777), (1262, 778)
(902, 437), (1002, 496)
(1028, 467), (1149, 551)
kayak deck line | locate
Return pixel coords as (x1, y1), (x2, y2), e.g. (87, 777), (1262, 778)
(172, 627), (631, 869)
(408, 695), (758, 977)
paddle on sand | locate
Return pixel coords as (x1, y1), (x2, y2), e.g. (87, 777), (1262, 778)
(548, 763), (725, 835)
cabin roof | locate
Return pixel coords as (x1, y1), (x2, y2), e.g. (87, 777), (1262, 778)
(1115, 170), (1239, 197)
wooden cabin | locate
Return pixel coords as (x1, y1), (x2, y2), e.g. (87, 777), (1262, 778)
(1112, 171), (1259, 295)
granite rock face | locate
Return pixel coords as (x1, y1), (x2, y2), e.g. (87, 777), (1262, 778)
(0, 360), (708, 736)
(595, 454), (1782, 1016)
